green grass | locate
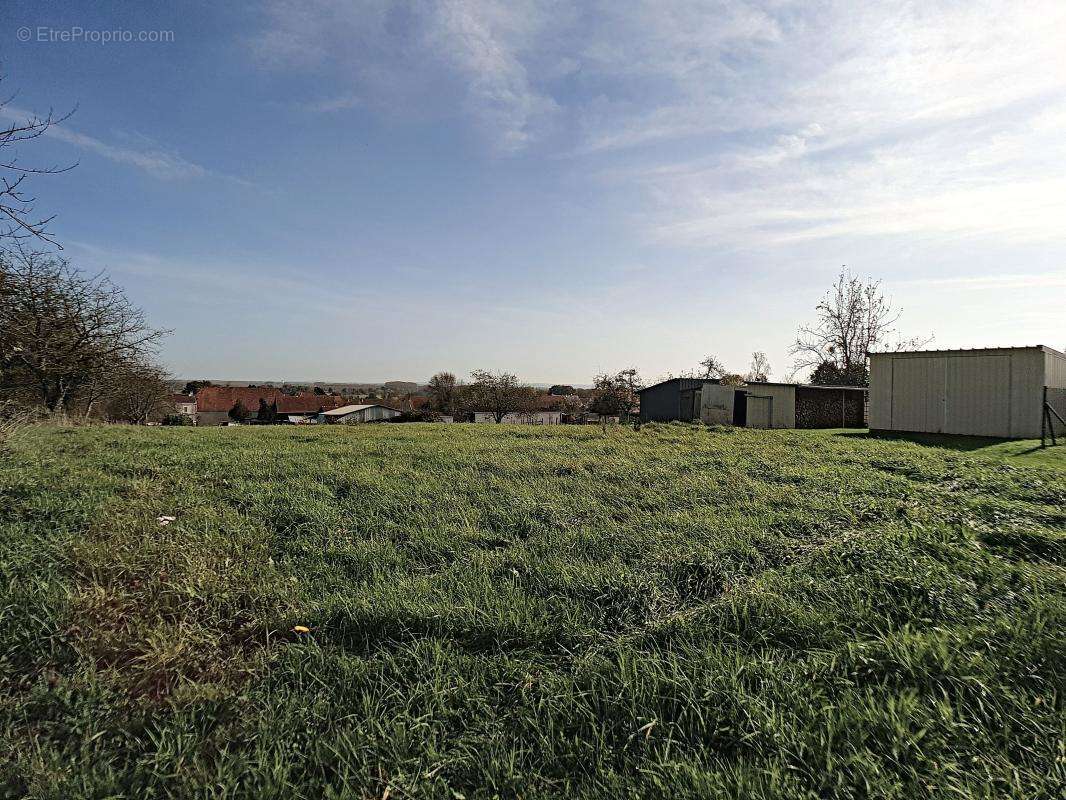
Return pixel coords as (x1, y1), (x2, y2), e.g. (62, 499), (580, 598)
(1, 423), (1063, 799)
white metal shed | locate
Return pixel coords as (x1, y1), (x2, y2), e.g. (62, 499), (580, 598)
(869, 346), (1066, 439)
(319, 404), (402, 424)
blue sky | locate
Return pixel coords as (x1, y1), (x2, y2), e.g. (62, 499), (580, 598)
(2, 0), (1064, 384)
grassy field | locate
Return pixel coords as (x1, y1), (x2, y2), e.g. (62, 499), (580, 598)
(1, 423), (1063, 799)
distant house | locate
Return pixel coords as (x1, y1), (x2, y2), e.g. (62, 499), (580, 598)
(170, 394), (197, 418)
(469, 395), (569, 424)
(638, 378), (867, 429)
(319, 404), (403, 424)
(193, 386), (347, 426)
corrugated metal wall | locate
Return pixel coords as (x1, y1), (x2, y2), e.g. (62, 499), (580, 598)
(639, 379), (704, 422)
(1046, 349), (1066, 389)
(869, 348), (1048, 438)
(699, 383), (796, 428)
(944, 355), (1010, 436)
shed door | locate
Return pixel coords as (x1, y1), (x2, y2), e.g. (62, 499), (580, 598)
(732, 391), (747, 426)
(747, 396), (772, 429)
(945, 355), (1010, 437)
(679, 388), (697, 421)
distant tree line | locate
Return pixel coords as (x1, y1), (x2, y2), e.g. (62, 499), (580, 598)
(419, 367), (643, 426)
(423, 370), (539, 422)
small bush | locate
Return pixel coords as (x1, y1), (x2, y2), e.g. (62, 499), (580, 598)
(161, 414), (193, 426)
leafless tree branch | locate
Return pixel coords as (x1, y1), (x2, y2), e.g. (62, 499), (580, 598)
(790, 267), (933, 384)
(0, 80), (78, 247)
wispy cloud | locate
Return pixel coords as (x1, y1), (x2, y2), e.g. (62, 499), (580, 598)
(894, 273), (1066, 291)
(599, 1), (1066, 246)
(249, 1), (1066, 242)
(0, 106), (246, 183)
(250, 0), (559, 151)
(300, 93), (362, 113)
(427, 0), (558, 151)
(68, 241), (381, 316)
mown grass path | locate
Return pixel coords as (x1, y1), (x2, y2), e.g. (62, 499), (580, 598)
(1, 424), (1063, 798)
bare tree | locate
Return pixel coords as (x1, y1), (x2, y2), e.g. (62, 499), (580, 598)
(791, 268), (931, 385)
(589, 373), (634, 429)
(559, 394), (584, 420)
(697, 355), (728, 380)
(618, 366), (639, 422)
(1, 84), (76, 247)
(0, 249), (168, 413)
(104, 361), (172, 424)
(588, 377), (626, 428)
(427, 371), (459, 413)
(746, 352), (771, 383)
(73, 370), (113, 421)
(466, 370), (537, 423)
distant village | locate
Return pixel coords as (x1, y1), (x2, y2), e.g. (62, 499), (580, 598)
(168, 375), (616, 427)
(165, 360), (873, 433)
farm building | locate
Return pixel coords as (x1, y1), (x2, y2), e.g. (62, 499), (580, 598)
(319, 404), (402, 424)
(869, 346), (1066, 439)
(193, 386), (348, 426)
(638, 378), (867, 429)
(470, 396), (567, 425)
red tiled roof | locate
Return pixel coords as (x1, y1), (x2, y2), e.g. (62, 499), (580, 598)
(276, 394), (347, 413)
(194, 386), (346, 413)
(170, 394), (195, 404)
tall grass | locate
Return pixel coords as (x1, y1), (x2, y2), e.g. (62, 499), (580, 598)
(1, 424), (1063, 798)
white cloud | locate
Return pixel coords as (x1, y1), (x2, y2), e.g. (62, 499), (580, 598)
(0, 106), (235, 182)
(894, 273), (1066, 292)
(428, 0), (558, 151)
(250, 0), (559, 151)
(611, 1), (1066, 246)
(249, 1), (1066, 243)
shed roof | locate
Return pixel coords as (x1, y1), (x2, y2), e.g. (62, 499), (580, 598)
(781, 383), (868, 391)
(871, 345), (1063, 357)
(637, 378), (706, 393)
(321, 403), (395, 417)
(638, 377), (867, 393)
